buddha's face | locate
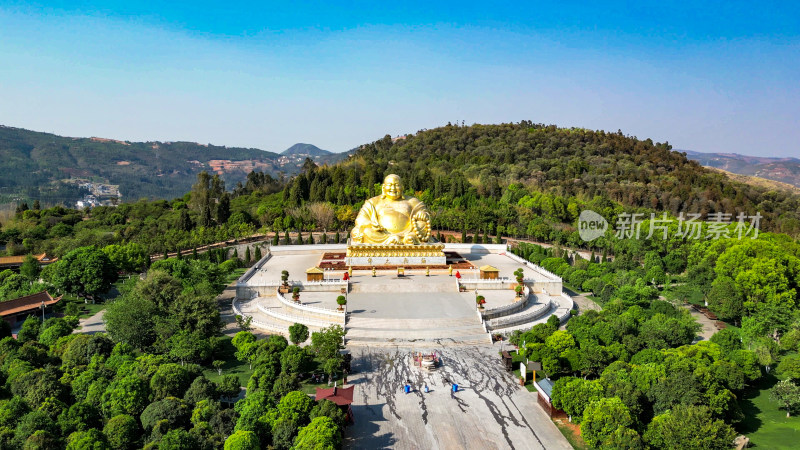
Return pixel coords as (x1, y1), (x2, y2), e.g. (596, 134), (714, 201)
(382, 175), (403, 200)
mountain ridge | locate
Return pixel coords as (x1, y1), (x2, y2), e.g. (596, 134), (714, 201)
(681, 149), (800, 188)
(0, 125), (347, 204)
(281, 143), (331, 156)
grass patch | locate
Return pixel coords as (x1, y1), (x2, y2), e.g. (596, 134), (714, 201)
(299, 376), (346, 395)
(738, 373), (800, 449)
(554, 419), (588, 450)
(662, 285), (704, 306)
(202, 336), (254, 386)
(223, 267), (248, 286)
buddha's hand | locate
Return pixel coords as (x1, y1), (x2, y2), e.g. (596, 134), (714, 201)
(370, 219), (385, 232)
(412, 210), (430, 223)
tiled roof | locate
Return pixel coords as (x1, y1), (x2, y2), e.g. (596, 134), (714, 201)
(315, 386), (354, 406)
(0, 253), (57, 266)
(0, 291), (61, 316)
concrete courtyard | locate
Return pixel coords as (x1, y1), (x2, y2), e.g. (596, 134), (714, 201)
(344, 345), (572, 450)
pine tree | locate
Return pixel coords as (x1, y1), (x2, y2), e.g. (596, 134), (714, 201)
(297, 231), (304, 245)
(461, 228), (467, 243)
(284, 230), (291, 245)
(309, 233), (315, 244)
(272, 233), (279, 245)
(163, 249), (169, 260)
(244, 247), (251, 265)
(232, 248), (239, 260)
(321, 233), (328, 244)
(216, 193), (231, 224)
(335, 232), (340, 243)
(254, 246), (262, 261)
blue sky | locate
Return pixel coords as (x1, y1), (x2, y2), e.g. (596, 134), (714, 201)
(1, 1), (798, 156)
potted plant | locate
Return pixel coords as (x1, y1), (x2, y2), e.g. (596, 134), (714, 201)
(280, 270), (290, 293)
(476, 295), (486, 310)
(336, 295), (347, 311)
(292, 286), (301, 303)
(514, 268), (524, 286)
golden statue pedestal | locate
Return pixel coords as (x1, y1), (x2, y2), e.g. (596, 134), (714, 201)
(346, 242), (446, 267)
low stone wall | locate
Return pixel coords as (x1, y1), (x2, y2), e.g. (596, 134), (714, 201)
(480, 285), (530, 320)
(444, 243), (508, 253)
(275, 290), (346, 324)
(486, 299), (553, 331)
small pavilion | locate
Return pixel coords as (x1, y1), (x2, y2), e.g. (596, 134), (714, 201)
(306, 267), (324, 282)
(479, 265), (499, 280)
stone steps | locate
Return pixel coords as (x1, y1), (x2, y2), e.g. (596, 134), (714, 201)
(344, 312), (491, 347)
(490, 295), (574, 333)
(345, 334), (492, 348)
(346, 315), (478, 329)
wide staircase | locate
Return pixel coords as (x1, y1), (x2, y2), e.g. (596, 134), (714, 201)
(345, 315), (492, 347)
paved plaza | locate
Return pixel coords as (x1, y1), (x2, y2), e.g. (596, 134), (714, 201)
(344, 345), (572, 450)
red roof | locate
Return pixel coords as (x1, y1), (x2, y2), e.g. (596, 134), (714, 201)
(315, 386), (354, 406)
(0, 291), (61, 316)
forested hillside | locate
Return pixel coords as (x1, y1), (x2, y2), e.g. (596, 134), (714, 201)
(0, 126), (345, 204)
(282, 121), (800, 240)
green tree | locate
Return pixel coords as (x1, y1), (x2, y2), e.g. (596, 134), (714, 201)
(551, 377), (603, 422)
(224, 430), (260, 450)
(280, 345), (312, 374)
(643, 404), (737, 449)
(50, 246), (118, 301)
(310, 399), (347, 429)
(184, 376), (218, 405)
(289, 323), (309, 345)
(580, 397), (634, 448)
(159, 428), (199, 450)
(101, 375), (151, 417)
(776, 354), (800, 382)
(140, 397), (191, 434)
(65, 428), (111, 450)
(17, 316), (41, 343)
(150, 364), (192, 400)
(218, 375), (241, 400)
(19, 254), (41, 281)
(103, 414), (139, 450)
(771, 379), (800, 418)
(293, 416), (341, 450)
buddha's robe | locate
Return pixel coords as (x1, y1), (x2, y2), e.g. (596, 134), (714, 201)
(350, 195), (431, 244)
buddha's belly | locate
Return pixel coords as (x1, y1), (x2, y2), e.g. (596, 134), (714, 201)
(378, 209), (410, 234)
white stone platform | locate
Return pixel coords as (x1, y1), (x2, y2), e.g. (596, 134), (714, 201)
(234, 243), (568, 345)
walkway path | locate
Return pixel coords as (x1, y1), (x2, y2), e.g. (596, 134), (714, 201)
(76, 310), (106, 334)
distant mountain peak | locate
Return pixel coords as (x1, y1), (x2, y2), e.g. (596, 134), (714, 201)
(281, 143), (331, 156)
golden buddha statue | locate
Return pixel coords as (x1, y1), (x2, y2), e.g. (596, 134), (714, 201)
(350, 174), (432, 245)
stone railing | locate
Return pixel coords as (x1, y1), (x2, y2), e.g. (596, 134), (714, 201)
(556, 292), (575, 323)
(231, 298), (287, 334)
(238, 250), (272, 284)
(486, 299), (553, 331)
(276, 290), (346, 324)
(503, 252), (562, 282)
(480, 285), (531, 320)
(256, 302), (338, 328)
